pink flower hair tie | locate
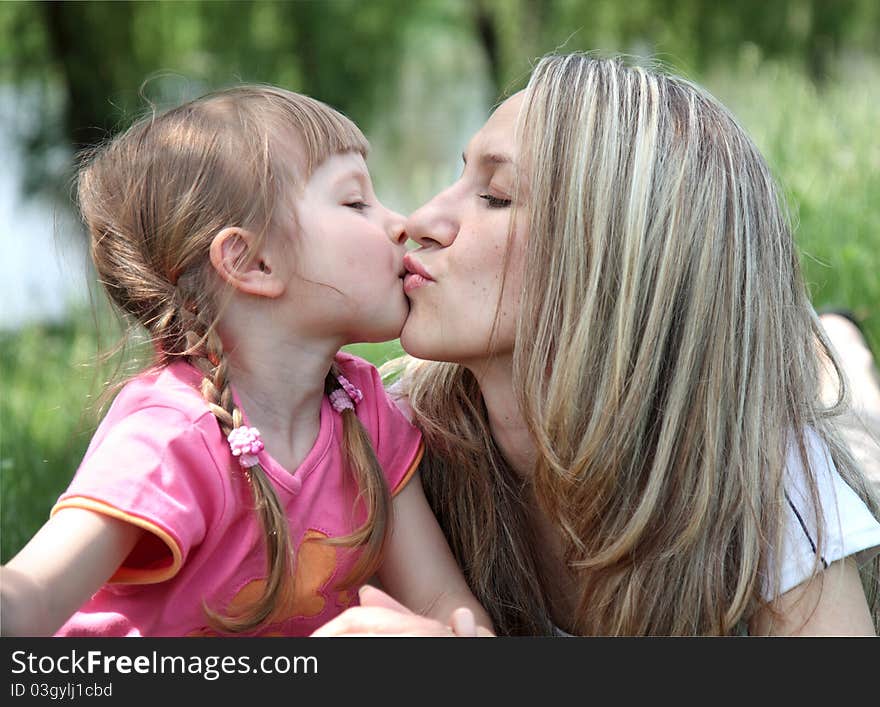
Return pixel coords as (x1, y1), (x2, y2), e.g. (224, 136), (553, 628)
(337, 374), (364, 404)
(330, 374), (363, 413)
(227, 426), (264, 468)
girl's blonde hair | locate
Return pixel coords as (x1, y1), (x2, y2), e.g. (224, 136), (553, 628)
(398, 54), (880, 635)
(77, 85), (391, 634)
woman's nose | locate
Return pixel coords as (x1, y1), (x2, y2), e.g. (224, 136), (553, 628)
(405, 189), (458, 248)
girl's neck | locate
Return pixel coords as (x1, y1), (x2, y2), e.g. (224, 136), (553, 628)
(467, 355), (537, 478)
(222, 328), (343, 473)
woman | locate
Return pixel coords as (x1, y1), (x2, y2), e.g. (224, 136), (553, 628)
(316, 53), (880, 636)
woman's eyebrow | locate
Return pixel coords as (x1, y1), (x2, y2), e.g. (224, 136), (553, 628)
(461, 151), (515, 168)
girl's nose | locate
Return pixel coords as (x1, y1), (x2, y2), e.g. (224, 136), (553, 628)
(385, 209), (408, 246)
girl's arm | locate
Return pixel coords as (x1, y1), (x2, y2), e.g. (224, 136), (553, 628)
(0, 508), (142, 636)
(377, 471), (494, 634)
(749, 556), (876, 636)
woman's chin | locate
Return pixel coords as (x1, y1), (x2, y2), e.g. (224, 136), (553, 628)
(399, 326), (437, 361)
(400, 326), (460, 363)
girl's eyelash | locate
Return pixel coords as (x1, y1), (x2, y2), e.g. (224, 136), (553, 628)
(479, 194), (512, 208)
(345, 201), (369, 211)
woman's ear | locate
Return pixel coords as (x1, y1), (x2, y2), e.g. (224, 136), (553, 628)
(208, 227), (285, 298)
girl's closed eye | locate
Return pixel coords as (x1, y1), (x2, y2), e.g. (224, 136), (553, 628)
(479, 193), (512, 208)
(344, 200), (370, 211)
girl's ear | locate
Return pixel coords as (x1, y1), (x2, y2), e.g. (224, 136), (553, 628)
(209, 227), (285, 298)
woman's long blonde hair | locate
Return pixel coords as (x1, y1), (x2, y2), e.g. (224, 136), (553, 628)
(401, 54), (880, 635)
(77, 86), (391, 634)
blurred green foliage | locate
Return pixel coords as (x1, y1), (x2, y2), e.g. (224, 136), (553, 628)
(3, 0), (879, 198)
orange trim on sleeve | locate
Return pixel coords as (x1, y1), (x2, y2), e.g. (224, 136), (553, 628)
(51, 497), (183, 585)
(391, 440), (424, 497)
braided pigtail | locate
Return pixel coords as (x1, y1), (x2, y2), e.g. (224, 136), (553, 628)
(322, 364), (392, 589)
(188, 322), (294, 634)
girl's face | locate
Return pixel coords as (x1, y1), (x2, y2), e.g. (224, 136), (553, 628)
(401, 92), (527, 366)
(281, 151), (409, 344)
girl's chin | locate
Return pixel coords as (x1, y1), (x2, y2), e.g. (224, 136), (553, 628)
(347, 312), (406, 345)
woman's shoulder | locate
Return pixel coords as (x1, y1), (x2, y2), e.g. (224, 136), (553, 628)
(775, 427), (880, 597)
(783, 428), (873, 521)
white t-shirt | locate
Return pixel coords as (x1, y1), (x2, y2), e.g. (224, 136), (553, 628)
(771, 427), (880, 598)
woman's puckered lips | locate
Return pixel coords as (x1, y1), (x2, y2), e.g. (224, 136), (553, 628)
(403, 253), (435, 281)
(402, 253), (435, 294)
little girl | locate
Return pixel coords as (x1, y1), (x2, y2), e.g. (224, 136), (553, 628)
(0, 86), (492, 637)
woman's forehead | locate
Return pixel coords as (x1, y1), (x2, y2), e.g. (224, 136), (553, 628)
(464, 92), (524, 163)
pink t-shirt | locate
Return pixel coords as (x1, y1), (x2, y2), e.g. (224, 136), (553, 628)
(52, 353), (423, 637)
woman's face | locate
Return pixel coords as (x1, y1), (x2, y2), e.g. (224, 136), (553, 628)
(401, 92), (527, 366)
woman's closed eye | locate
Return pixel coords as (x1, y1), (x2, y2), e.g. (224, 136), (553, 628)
(479, 194), (512, 208)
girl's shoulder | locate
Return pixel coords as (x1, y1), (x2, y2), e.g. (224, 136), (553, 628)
(333, 351), (423, 491)
(107, 360), (215, 428)
(84, 361), (224, 467)
(333, 351), (386, 398)
(334, 351), (413, 415)
(333, 351), (416, 426)
(54, 363), (234, 590)
(334, 349), (376, 372)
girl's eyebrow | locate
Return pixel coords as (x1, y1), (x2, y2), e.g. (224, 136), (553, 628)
(332, 169), (369, 188)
